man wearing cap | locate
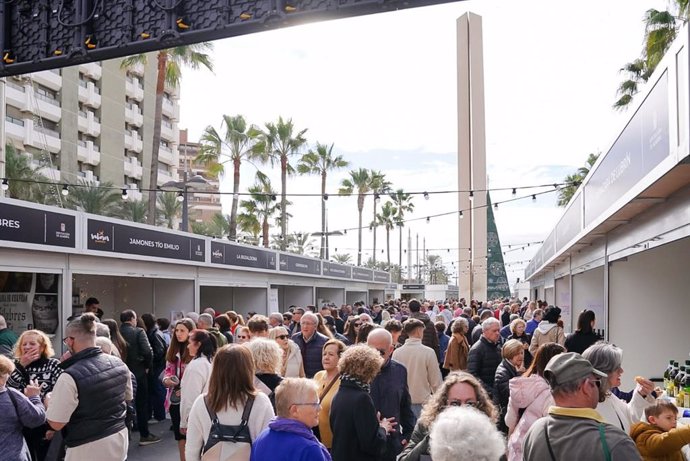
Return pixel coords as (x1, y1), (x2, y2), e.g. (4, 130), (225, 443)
(523, 352), (642, 460)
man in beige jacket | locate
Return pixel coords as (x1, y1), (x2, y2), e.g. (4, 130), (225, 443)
(392, 318), (443, 417)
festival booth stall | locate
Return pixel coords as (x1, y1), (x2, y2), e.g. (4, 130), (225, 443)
(526, 26), (690, 382)
(0, 197), (392, 352)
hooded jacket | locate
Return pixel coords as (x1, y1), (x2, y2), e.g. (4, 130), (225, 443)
(528, 321), (565, 356)
(631, 421), (690, 461)
(504, 375), (553, 461)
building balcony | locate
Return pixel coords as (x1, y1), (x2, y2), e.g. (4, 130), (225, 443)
(5, 81), (61, 122)
(77, 80), (101, 109)
(77, 110), (101, 137)
(78, 62), (102, 80)
(124, 131), (143, 153)
(33, 163), (61, 182)
(26, 121), (61, 154)
(32, 70), (62, 92)
(125, 184), (143, 201)
(77, 170), (100, 185)
(160, 122), (177, 142)
(124, 157), (144, 180)
(161, 97), (179, 120)
(125, 78), (144, 102)
(127, 62), (145, 76)
(77, 140), (101, 166)
(157, 169), (178, 186)
(158, 145), (177, 166)
(124, 105), (144, 127)
(4, 116), (26, 143)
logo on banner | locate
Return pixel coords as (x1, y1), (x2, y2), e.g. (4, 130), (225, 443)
(0, 218), (20, 229)
(90, 230), (110, 244)
(54, 222), (71, 240)
(194, 243), (203, 257)
(212, 249), (223, 259)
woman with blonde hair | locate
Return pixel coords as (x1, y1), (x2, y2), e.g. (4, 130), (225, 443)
(494, 339), (525, 433)
(398, 372), (497, 461)
(312, 339), (346, 450)
(185, 345), (274, 461)
(330, 344), (395, 461)
(246, 338), (284, 411)
(235, 326), (250, 344)
(8, 329), (61, 460)
(269, 326), (305, 378)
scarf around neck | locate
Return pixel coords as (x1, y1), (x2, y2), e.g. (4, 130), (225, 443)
(340, 373), (370, 393)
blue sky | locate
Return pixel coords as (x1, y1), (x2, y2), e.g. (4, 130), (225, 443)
(178, 0), (667, 284)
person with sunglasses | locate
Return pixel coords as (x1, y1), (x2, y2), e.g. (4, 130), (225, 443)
(583, 342), (655, 434)
(524, 352), (642, 461)
(270, 327), (305, 378)
(398, 371), (497, 461)
(368, 329), (415, 461)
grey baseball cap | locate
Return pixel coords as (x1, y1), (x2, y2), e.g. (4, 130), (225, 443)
(544, 352), (607, 386)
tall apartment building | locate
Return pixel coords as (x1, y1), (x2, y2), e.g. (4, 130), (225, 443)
(178, 129), (222, 225)
(2, 57), (181, 202)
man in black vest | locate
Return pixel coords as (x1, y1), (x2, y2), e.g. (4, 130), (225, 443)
(119, 309), (160, 445)
(46, 313), (132, 460)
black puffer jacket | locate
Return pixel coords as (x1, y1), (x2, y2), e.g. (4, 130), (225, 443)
(467, 336), (502, 398)
(494, 358), (519, 409)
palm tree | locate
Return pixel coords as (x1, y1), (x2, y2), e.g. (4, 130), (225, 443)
(253, 117), (307, 249)
(332, 253), (352, 264)
(196, 114), (260, 241)
(237, 210), (261, 244)
(557, 153), (599, 207)
(120, 44), (214, 225)
(156, 192), (182, 228)
(4, 144), (50, 203)
(63, 180), (120, 215)
(615, 2), (689, 109)
(296, 142), (349, 259)
(390, 189), (415, 270)
(369, 171), (392, 264)
(118, 199), (148, 223)
(375, 201), (397, 269)
(339, 168), (373, 266)
(240, 172), (279, 248)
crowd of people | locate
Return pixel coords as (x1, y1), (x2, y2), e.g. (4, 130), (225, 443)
(0, 296), (689, 461)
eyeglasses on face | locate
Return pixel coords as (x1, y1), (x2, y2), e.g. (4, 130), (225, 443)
(354, 323), (362, 327)
(276, 335), (289, 340)
(447, 400), (477, 408)
(293, 401), (321, 408)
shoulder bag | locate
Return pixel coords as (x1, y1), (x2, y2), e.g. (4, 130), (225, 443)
(201, 395), (254, 461)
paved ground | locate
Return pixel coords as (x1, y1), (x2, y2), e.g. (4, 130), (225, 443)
(127, 421), (180, 461)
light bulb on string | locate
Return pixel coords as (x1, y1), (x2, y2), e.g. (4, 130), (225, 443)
(511, 188), (516, 196)
(494, 202), (498, 209)
(323, 193), (328, 201)
(532, 194), (536, 202)
(121, 189), (128, 200)
(426, 217), (430, 223)
(423, 191), (429, 200)
(459, 211), (463, 219)
(176, 192), (184, 202)
(1, 179), (8, 191)
(469, 190), (474, 200)
(374, 192), (380, 202)
(61, 185), (69, 196)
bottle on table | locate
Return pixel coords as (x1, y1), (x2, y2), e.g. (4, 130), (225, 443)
(669, 361), (680, 398)
(676, 366), (686, 406)
(665, 360), (675, 391)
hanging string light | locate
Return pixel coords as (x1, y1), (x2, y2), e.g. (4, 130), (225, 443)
(176, 192), (184, 202)
(121, 189), (128, 200)
(61, 185), (69, 196)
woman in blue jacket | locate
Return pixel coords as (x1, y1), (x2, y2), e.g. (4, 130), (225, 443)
(251, 378), (331, 461)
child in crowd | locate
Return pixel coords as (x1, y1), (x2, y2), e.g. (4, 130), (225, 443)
(631, 400), (690, 461)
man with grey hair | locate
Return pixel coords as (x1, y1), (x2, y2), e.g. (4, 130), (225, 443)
(523, 352), (641, 460)
(268, 312), (283, 328)
(291, 312), (328, 378)
(197, 313), (227, 346)
(467, 317), (502, 398)
(0, 315), (18, 357)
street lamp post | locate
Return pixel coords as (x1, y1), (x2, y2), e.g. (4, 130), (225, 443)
(161, 173), (210, 232)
